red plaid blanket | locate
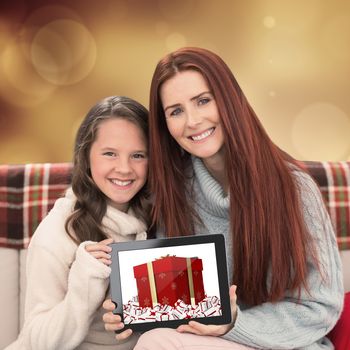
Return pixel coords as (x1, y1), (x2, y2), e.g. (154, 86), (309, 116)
(301, 161), (350, 251)
(0, 163), (72, 249)
(0, 161), (349, 250)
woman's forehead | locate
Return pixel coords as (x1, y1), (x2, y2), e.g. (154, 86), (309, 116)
(160, 70), (210, 103)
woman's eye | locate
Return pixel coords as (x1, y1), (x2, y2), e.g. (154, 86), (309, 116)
(198, 97), (210, 105)
(170, 107), (182, 117)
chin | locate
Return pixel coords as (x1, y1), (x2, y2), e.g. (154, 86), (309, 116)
(185, 141), (223, 159)
(193, 148), (222, 160)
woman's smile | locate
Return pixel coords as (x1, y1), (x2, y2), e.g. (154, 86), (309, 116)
(188, 127), (216, 142)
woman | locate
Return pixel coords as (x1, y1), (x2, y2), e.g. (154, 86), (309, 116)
(104, 48), (344, 349)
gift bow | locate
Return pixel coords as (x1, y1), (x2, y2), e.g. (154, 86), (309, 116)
(155, 254), (176, 260)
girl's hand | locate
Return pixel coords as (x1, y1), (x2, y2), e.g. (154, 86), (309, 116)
(176, 285), (238, 336)
(85, 238), (113, 266)
(102, 299), (133, 341)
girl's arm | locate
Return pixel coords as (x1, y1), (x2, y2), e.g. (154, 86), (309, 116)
(17, 212), (111, 350)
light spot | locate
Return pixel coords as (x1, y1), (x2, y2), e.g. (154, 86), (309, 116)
(263, 16), (276, 28)
(30, 19), (97, 85)
(292, 103), (350, 160)
(0, 40), (56, 107)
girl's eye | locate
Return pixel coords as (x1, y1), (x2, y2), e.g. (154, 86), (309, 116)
(169, 107), (183, 117)
(132, 153), (147, 159)
(198, 97), (210, 105)
(103, 151), (116, 157)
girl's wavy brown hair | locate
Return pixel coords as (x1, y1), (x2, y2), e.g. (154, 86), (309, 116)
(65, 96), (150, 244)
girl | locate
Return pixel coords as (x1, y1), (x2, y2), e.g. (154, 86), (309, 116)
(103, 48), (344, 349)
(7, 96), (150, 350)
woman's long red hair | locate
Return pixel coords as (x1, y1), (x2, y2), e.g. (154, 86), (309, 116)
(149, 47), (317, 306)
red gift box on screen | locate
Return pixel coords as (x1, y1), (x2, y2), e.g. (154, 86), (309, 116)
(133, 256), (205, 308)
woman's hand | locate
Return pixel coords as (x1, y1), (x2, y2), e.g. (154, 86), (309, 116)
(102, 299), (133, 341)
(85, 238), (113, 266)
(176, 285), (238, 336)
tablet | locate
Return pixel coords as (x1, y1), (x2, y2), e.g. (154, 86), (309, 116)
(109, 234), (231, 332)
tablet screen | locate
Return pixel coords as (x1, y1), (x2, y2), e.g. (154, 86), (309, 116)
(110, 234), (231, 332)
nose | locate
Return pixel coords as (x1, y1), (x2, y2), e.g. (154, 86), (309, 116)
(186, 108), (202, 128)
(114, 157), (131, 174)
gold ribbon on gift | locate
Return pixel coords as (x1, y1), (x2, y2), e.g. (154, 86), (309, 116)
(186, 257), (196, 307)
(147, 262), (158, 307)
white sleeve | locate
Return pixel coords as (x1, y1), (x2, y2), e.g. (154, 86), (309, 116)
(19, 240), (111, 350)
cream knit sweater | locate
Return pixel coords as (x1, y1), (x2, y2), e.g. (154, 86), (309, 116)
(6, 188), (147, 350)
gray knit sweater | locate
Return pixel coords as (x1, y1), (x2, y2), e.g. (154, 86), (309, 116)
(191, 157), (344, 350)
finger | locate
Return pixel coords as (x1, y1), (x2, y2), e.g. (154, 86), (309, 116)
(90, 254), (112, 265)
(102, 299), (116, 311)
(89, 251), (111, 259)
(177, 321), (210, 335)
(116, 328), (133, 341)
(85, 244), (112, 253)
(229, 285), (238, 322)
(98, 258), (112, 265)
(103, 313), (125, 332)
(229, 285), (237, 304)
(103, 315), (124, 332)
(105, 322), (124, 332)
(178, 322), (225, 337)
(177, 324), (202, 335)
(187, 321), (209, 332)
(99, 238), (114, 244)
(187, 321), (220, 335)
(103, 311), (121, 323)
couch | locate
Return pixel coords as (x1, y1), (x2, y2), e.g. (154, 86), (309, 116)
(0, 161), (349, 349)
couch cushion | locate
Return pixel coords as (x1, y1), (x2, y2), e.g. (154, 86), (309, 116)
(0, 248), (19, 349)
(19, 249), (27, 329)
(340, 250), (350, 292)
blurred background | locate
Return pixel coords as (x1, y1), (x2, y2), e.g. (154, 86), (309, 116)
(1, 0), (350, 164)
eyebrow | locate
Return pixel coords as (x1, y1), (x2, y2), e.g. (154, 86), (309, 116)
(100, 147), (117, 152)
(100, 147), (147, 153)
(163, 91), (212, 112)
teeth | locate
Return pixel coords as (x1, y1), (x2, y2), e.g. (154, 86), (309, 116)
(111, 179), (132, 186)
(191, 128), (214, 141)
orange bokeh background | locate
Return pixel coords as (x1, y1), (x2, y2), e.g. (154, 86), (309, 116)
(1, 0), (350, 164)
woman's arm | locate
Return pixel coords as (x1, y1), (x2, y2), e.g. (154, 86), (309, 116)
(222, 171), (344, 349)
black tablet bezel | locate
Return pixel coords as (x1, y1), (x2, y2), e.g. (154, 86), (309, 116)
(109, 234), (231, 332)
